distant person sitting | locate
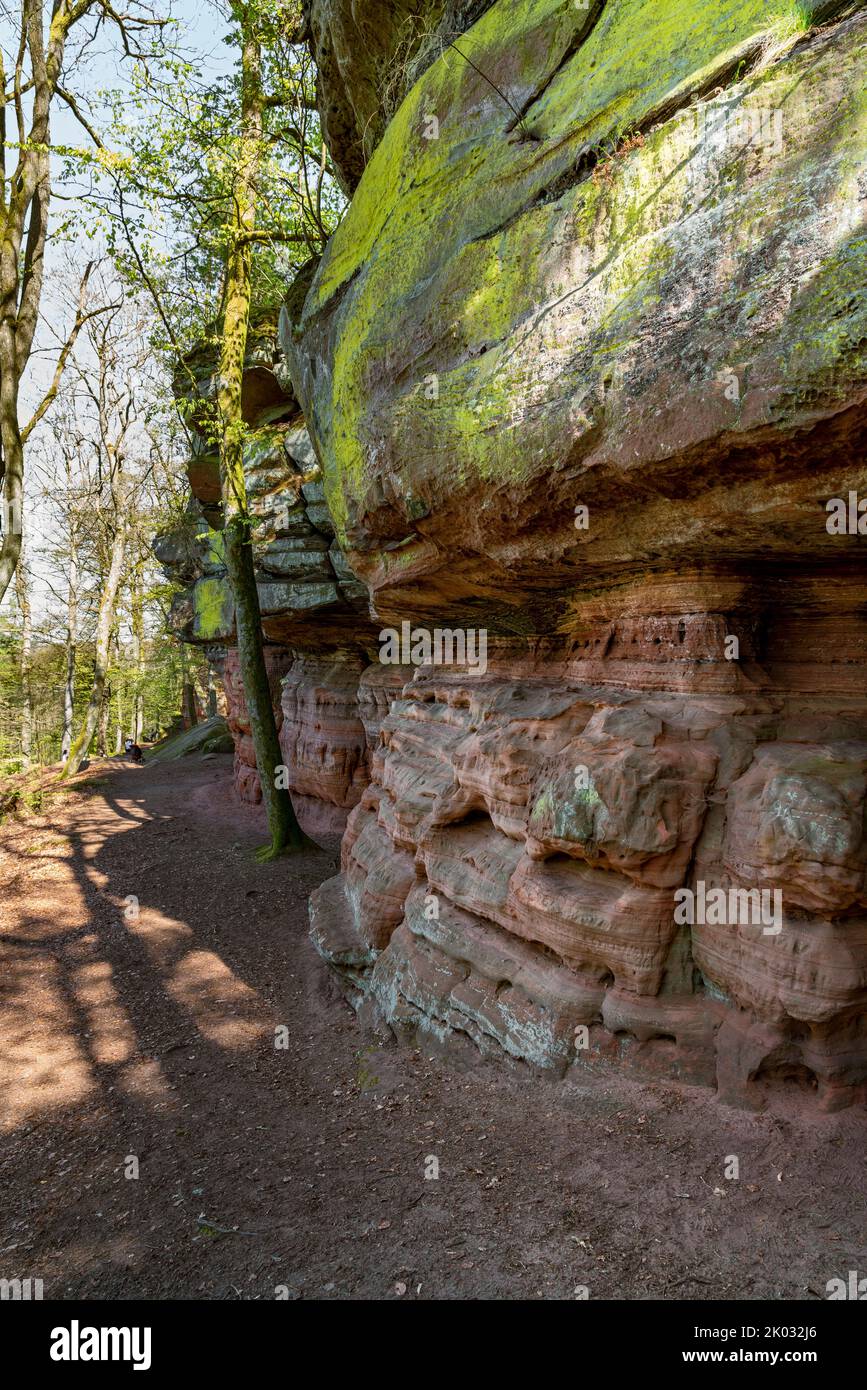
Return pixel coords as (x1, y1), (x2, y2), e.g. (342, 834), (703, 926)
(124, 737), (143, 763)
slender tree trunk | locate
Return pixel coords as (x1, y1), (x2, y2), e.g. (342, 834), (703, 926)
(115, 677), (124, 753)
(0, 7), (49, 607)
(214, 15), (307, 858)
(131, 573), (144, 740)
(15, 546), (33, 771)
(0, 201), (28, 602)
(0, 402), (23, 604)
(64, 520), (127, 776)
(0, 0), (95, 603)
(183, 678), (198, 727)
(179, 644), (198, 727)
(98, 670), (111, 755)
(61, 536), (78, 762)
(206, 668), (218, 719)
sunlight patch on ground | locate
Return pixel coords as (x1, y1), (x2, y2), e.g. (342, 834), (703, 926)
(126, 907), (272, 1049)
(166, 948), (271, 1049)
(0, 954), (97, 1132)
(117, 1057), (175, 1104)
(70, 959), (136, 1067)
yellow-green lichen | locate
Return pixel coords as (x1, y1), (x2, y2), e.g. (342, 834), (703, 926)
(307, 0), (866, 551)
(192, 576), (234, 641)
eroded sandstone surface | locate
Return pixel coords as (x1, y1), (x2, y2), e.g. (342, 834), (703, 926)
(286, 0), (867, 1108)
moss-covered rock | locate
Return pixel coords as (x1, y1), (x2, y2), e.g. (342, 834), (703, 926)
(286, 0), (867, 627)
(307, 0), (495, 191)
(293, 0), (867, 1103)
(146, 716), (232, 761)
(190, 574), (236, 642)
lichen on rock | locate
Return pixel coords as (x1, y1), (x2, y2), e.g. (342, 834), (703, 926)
(289, 0), (867, 1109)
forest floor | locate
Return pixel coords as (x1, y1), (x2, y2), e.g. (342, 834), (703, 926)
(0, 755), (865, 1302)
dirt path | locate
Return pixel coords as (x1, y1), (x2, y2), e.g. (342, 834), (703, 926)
(0, 755), (864, 1301)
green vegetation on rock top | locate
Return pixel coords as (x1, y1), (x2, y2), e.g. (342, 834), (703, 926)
(298, 0), (865, 547)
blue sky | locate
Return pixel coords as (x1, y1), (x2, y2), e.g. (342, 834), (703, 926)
(0, 0), (236, 620)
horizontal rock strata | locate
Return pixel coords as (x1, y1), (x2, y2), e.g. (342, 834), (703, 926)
(309, 640), (867, 1107)
(289, 1), (867, 1107)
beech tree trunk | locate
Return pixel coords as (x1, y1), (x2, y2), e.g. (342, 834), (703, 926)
(115, 682), (124, 754)
(98, 666), (111, 755)
(0, 0), (91, 602)
(131, 573), (144, 740)
(61, 535), (78, 763)
(15, 547), (33, 771)
(64, 520), (127, 775)
(183, 678), (198, 728)
(213, 13), (306, 858)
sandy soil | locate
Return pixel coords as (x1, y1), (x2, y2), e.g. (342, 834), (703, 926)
(0, 755), (865, 1301)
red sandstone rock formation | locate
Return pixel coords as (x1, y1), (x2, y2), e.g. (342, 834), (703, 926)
(309, 649), (867, 1108)
(293, 1), (867, 1108)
